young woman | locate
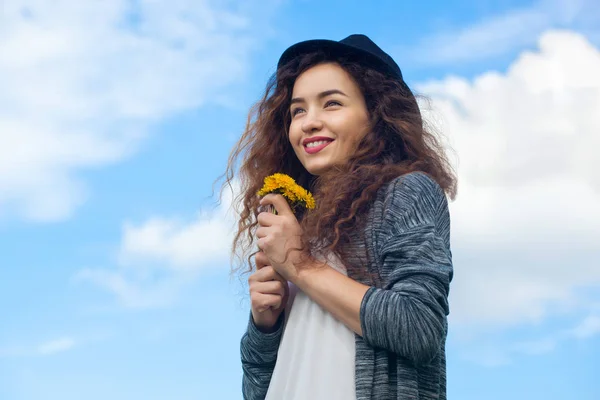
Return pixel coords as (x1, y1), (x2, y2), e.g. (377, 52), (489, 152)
(222, 34), (456, 400)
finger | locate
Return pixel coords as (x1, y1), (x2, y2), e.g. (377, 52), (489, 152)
(248, 265), (275, 283)
(256, 211), (277, 227)
(248, 265), (289, 292)
(251, 280), (286, 297)
(268, 268), (288, 285)
(256, 226), (268, 239)
(252, 265), (284, 283)
(252, 293), (283, 312)
(260, 194), (294, 217)
(254, 251), (270, 269)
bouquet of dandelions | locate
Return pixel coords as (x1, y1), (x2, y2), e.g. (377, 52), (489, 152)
(257, 173), (315, 215)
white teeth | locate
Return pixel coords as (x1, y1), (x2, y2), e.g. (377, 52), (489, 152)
(305, 140), (331, 148)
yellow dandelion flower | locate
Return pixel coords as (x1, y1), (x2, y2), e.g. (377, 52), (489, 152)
(257, 173), (315, 214)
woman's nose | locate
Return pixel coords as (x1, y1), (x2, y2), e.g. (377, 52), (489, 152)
(301, 110), (324, 133)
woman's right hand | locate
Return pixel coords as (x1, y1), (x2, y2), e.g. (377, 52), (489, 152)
(249, 250), (289, 333)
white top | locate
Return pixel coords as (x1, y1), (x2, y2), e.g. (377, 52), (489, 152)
(265, 252), (356, 400)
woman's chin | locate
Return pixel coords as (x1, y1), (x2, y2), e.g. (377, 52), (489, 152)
(305, 165), (330, 176)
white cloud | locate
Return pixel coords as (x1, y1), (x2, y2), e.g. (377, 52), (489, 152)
(117, 208), (233, 271)
(37, 337), (76, 356)
(510, 337), (558, 355)
(0, 336), (77, 357)
(570, 315), (600, 339)
(74, 267), (188, 309)
(0, 0), (277, 222)
(462, 336), (558, 367)
(401, 0), (600, 65)
(460, 313), (599, 366)
(75, 178), (242, 308)
(417, 30), (600, 329)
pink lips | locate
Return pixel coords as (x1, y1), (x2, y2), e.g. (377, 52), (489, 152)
(304, 140), (333, 154)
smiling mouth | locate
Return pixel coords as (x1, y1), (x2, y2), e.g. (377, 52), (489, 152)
(304, 140), (333, 154)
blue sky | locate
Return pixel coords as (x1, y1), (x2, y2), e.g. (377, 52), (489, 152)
(1, 0), (600, 399)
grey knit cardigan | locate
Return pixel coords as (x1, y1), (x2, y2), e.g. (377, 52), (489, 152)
(240, 172), (453, 399)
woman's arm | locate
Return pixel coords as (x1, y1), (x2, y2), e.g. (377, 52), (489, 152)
(295, 264), (368, 336)
(240, 312), (285, 400)
(294, 172), (452, 366)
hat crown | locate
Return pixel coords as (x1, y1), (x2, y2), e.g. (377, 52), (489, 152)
(277, 33), (406, 83)
(340, 34), (371, 44)
(338, 34), (402, 78)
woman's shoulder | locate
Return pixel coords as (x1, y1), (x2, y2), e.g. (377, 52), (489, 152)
(368, 171), (451, 250)
(385, 171), (444, 199)
(377, 171), (446, 213)
(364, 171), (449, 241)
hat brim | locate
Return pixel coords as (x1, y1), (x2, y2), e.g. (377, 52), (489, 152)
(277, 39), (413, 97)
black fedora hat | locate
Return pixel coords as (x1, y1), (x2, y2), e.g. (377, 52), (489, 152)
(277, 34), (413, 95)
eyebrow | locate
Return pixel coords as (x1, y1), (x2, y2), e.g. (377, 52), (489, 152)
(290, 89), (349, 105)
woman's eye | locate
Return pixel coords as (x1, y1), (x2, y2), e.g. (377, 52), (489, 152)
(325, 100), (341, 107)
(291, 108), (304, 116)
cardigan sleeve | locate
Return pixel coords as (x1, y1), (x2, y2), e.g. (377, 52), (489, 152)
(240, 311), (285, 400)
(359, 172), (453, 366)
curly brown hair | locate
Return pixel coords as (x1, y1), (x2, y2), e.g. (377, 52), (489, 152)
(215, 49), (457, 283)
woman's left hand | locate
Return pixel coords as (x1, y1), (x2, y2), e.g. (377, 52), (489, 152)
(257, 194), (313, 282)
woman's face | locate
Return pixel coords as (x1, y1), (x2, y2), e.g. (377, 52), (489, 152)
(288, 62), (370, 176)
